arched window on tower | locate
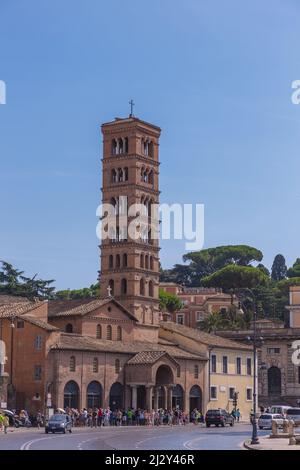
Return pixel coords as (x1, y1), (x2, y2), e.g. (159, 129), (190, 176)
(148, 170), (154, 184)
(96, 324), (102, 339)
(148, 141), (154, 157)
(118, 138), (124, 154)
(107, 325), (112, 340)
(109, 255), (113, 269)
(124, 167), (128, 181)
(150, 256), (154, 270)
(118, 168), (123, 182)
(108, 279), (114, 296)
(145, 255), (149, 270)
(112, 139), (117, 155)
(125, 137), (128, 153)
(121, 278), (127, 295)
(140, 278), (145, 296)
(116, 254), (120, 268)
(149, 280), (154, 297)
(111, 169), (117, 182)
(123, 253), (127, 267)
(117, 326), (122, 341)
(140, 254), (144, 268)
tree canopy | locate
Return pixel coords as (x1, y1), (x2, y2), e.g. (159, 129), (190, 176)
(159, 289), (182, 313)
(201, 265), (269, 290)
(271, 254), (287, 281)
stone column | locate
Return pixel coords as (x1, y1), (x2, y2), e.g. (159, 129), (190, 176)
(146, 386), (153, 411)
(163, 386), (168, 410)
(154, 387), (159, 410)
(131, 386), (137, 409)
(167, 386), (173, 410)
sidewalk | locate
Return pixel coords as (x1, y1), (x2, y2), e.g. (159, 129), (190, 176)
(244, 435), (300, 451)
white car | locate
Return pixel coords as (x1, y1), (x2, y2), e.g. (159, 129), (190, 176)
(258, 413), (284, 430)
(286, 408), (300, 426)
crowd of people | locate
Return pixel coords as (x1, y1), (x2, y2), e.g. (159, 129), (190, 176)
(57, 407), (204, 427)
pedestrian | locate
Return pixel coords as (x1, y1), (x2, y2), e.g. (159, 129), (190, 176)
(236, 408), (241, 422)
(3, 415), (9, 434)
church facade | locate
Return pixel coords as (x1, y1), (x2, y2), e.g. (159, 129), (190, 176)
(0, 114), (254, 418)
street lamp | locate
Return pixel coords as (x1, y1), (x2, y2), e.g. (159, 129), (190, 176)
(236, 288), (260, 445)
(9, 314), (16, 386)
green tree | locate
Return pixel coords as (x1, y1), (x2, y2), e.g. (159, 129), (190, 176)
(271, 254), (287, 281)
(159, 289), (182, 313)
(287, 259), (300, 278)
(201, 265), (269, 290)
(0, 261), (55, 299)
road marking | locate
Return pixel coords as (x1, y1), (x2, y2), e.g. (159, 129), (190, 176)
(183, 436), (204, 450)
(135, 433), (176, 449)
(21, 436), (58, 450)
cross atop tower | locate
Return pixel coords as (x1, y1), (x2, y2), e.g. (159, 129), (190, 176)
(129, 99), (135, 117)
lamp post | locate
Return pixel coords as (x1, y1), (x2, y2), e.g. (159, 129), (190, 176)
(237, 288), (260, 445)
(9, 314), (16, 386)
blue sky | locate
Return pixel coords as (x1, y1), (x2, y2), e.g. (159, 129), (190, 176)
(0, 0), (300, 289)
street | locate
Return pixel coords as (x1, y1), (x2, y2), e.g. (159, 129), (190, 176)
(0, 423), (270, 450)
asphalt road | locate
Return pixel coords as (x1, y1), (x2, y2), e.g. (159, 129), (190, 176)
(0, 423), (270, 450)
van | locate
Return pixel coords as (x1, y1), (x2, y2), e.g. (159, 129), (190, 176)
(270, 405), (290, 417)
(286, 408), (300, 425)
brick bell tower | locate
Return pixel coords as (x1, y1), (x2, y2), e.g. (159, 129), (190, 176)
(100, 112), (161, 342)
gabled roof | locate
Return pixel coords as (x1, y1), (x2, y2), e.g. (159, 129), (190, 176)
(50, 334), (205, 361)
(48, 297), (138, 321)
(160, 321), (253, 351)
(127, 351), (167, 365)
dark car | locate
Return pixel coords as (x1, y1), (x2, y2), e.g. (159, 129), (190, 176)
(205, 409), (234, 427)
(45, 414), (72, 434)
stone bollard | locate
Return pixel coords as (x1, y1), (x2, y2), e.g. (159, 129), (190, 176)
(283, 419), (289, 433)
(289, 436), (296, 446)
(271, 419), (278, 436)
(288, 419), (295, 437)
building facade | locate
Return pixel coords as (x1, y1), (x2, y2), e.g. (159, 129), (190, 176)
(218, 285), (300, 408)
(160, 283), (238, 328)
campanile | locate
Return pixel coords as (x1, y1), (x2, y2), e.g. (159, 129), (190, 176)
(100, 115), (161, 341)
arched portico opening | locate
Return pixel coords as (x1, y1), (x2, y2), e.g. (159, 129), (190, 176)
(63, 381), (80, 409)
(189, 385), (202, 414)
(172, 384), (184, 410)
(109, 382), (124, 410)
(87, 381), (102, 409)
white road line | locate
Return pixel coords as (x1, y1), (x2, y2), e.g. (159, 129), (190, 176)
(20, 436), (58, 450)
(183, 436), (204, 450)
(135, 433), (176, 449)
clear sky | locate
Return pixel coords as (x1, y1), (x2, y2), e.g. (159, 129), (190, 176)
(0, 0), (299, 289)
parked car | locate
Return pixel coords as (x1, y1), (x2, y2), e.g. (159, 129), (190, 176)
(270, 406), (290, 417)
(45, 414), (72, 434)
(258, 413), (284, 430)
(205, 409), (234, 427)
(286, 408), (300, 426)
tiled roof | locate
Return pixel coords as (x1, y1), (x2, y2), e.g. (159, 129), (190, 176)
(50, 334), (205, 360)
(0, 301), (45, 317)
(160, 321), (253, 351)
(48, 298), (94, 315)
(0, 310), (58, 331)
(127, 351), (166, 365)
(48, 297), (138, 321)
(0, 295), (30, 306)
